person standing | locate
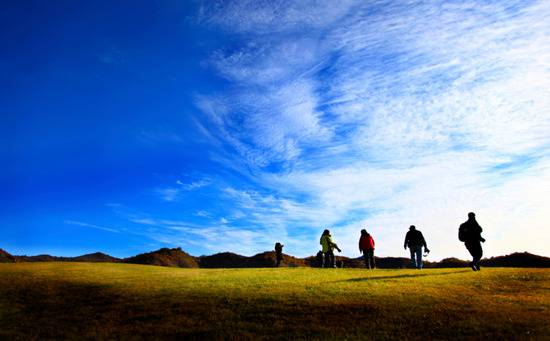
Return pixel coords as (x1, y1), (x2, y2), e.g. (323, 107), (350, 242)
(320, 229), (341, 268)
(404, 225), (430, 269)
(459, 212), (486, 271)
(274, 242), (284, 267)
(359, 229), (376, 269)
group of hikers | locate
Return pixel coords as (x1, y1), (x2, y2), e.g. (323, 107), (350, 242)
(274, 212), (486, 271)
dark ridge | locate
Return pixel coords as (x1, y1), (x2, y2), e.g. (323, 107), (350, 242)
(480, 252), (550, 268)
(431, 257), (470, 268)
(250, 251), (308, 267)
(0, 249), (16, 263)
(3, 247), (550, 269)
(199, 252), (251, 268)
(15, 254), (65, 262)
(123, 247), (199, 268)
(72, 252), (121, 263)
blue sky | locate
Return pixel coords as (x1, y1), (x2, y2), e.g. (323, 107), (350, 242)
(2, 0), (550, 260)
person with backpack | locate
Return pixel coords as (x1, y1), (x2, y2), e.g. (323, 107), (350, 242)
(274, 242), (284, 267)
(320, 229), (341, 268)
(359, 229), (376, 269)
(404, 225), (430, 269)
(459, 212), (486, 271)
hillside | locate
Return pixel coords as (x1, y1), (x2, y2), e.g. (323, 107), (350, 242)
(123, 247), (199, 268)
(4, 247), (550, 269)
(72, 252), (120, 263)
(0, 249), (16, 263)
(481, 252), (550, 268)
(1, 263), (549, 339)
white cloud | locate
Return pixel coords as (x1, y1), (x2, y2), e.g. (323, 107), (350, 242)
(185, 0), (550, 259)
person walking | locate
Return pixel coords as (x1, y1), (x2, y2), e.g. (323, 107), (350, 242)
(459, 212), (486, 271)
(359, 229), (376, 269)
(274, 242), (284, 267)
(404, 225), (430, 269)
(320, 229), (341, 268)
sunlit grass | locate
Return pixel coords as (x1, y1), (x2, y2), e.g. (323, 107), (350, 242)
(1, 263), (549, 339)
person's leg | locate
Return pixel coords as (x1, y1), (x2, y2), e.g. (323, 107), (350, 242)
(363, 251), (369, 268)
(369, 250), (376, 269)
(409, 248), (416, 268)
(328, 250), (335, 268)
(416, 247), (423, 269)
(472, 242), (483, 270)
(465, 242), (478, 271)
(322, 252), (328, 268)
(464, 241), (481, 271)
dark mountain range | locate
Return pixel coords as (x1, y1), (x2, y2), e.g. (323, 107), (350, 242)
(15, 254), (65, 262)
(480, 252), (550, 268)
(0, 249), (16, 263)
(3, 247), (549, 269)
(123, 247), (199, 268)
(72, 252), (120, 263)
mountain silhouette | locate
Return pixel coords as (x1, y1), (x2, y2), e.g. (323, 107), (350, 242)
(480, 252), (550, 268)
(3, 248), (549, 269)
(123, 247), (199, 268)
(0, 249), (16, 263)
(72, 252), (120, 262)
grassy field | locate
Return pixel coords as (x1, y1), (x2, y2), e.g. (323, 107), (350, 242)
(1, 263), (549, 340)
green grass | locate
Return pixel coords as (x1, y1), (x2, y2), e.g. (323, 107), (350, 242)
(1, 263), (549, 340)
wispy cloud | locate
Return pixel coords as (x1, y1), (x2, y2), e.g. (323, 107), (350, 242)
(186, 0), (550, 259)
(65, 220), (121, 234)
(156, 178), (211, 202)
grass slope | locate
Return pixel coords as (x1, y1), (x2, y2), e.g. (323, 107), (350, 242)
(1, 263), (549, 340)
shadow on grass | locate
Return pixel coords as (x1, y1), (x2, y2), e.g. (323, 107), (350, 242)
(340, 270), (471, 282)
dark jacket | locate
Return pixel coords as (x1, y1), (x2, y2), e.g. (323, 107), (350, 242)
(460, 219), (483, 242)
(404, 230), (427, 249)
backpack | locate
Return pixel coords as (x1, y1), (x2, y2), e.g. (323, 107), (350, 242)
(458, 224), (467, 242)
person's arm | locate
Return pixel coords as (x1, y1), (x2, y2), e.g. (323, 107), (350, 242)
(359, 237), (362, 253)
(421, 233), (427, 249)
(404, 233), (409, 249)
(329, 236), (342, 252)
(372, 237), (375, 249)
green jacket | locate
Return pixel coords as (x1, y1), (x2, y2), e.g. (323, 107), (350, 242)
(320, 235), (334, 252)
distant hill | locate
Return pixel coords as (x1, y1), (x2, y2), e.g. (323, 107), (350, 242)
(480, 252), (550, 268)
(250, 251), (308, 267)
(15, 254), (64, 262)
(14, 252), (120, 263)
(72, 252), (120, 263)
(199, 252), (249, 268)
(431, 257), (470, 268)
(123, 247), (199, 268)
(0, 249), (16, 263)
(4, 247), (550, 269)
(198, 251), (308, 268)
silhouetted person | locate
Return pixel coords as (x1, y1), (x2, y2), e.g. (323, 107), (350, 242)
(274, 242), (284, 267)
(404, 225), (430, 269)
(359, 229), (376, 269)
(320, 229), (341, 268)
(459, 212), (486, 271)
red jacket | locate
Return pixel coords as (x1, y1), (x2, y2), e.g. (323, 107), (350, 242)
(359, 234), (375, 251)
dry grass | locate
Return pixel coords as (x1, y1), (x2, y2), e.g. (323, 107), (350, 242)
(1, 262), (549, 340)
